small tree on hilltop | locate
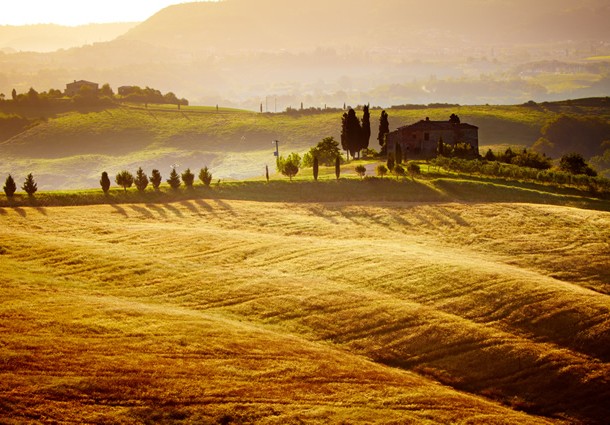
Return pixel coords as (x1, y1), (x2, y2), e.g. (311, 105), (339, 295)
(182, 168), (195, 188)
(22, 173), (37, 196)
(407, 162), (421, 181)
(150, 169), (162, 190)
(394, 164), (405, 180)
(355, 165), (366, 179)
(199, 166), (213, 187)
(277, 153), (301, 181)
(115, 170), (134, 192)
(376, 164), (388, 177)
(167, 168), (181, 189)
(560, 153), (597, 176)
(3, 174), (17, 197)
(100, 171), (111, 193)
(134, 167), (149, 192)
(313, 156), (319, 181)
(335, 156), (341, 180)
(387, 154), (395, 173)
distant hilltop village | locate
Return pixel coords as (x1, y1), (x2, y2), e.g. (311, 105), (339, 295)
(387, 114), (479, 159)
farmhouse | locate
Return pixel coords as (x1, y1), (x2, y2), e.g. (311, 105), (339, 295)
(65, 80), (99, 96)
(386, 115), (479, 159)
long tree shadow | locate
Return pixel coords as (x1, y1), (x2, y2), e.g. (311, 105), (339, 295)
(14, 207), (26, 218)
(130, 205), (155, 219)
(193, 198), (217, 215)
(180, 200), (202, 216)
(145, 204), (168, 218)
(212, 199), (237, 216)
(111, 204), (128, 217)
(163, 204), (184, 218)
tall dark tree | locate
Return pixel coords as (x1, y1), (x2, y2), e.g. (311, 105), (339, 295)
(3, 174), (17, 197)
(343, 108), (362, 158)
(335, 156), (341, 180)
(395, 144), (403, 165)
(340, 112), (349, 158)
(181, 168), (195, 188)
(100, 171), (111, 193)
(378, 110), (389, 155)
(167, 168), (181, 189)
(265, 165), (269, 182)
(134, 167), (149, 192)
(150, 169), (162, 190)
(387, 155), (395, 172)
(11, 89), (17, 101)
(313, 156), (319, 181)
(115, 170), (134, 192)
(559, 153), (597, 176)
(360, 104), (371, 154)
(22, 173), (37, 196)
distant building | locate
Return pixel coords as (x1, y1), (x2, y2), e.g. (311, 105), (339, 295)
(65, 80), (99, 96)
(386, 115), (479, 159)
(118, 86), (137, 96)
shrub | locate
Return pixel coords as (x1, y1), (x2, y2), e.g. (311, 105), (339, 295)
(376, 164), (388, 177)
(199, 167), (213, 186)
(100, 171), (111, 193)
(134, 167), (149, 192)
(355, 165), (366, 179)
(22, 173), (38, 196)
(407, 162), (421, 180)
(181, 168), (195, 188)
(115, 170), (134, 192)
(150, 169), (162, 190)
(167, 168), (181, 189)
(3, 174), (17, 197)
(335, 156), (341, 180)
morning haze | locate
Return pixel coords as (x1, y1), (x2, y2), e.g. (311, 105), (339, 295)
(0, 2), (609, 423)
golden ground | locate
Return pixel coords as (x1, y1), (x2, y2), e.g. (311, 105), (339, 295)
(0, 200), (609, 424)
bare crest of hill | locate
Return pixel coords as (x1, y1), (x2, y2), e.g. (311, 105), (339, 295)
(119, 0), (610, 52)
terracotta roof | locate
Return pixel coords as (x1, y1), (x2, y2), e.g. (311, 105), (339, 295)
(396, 120), (478, 131)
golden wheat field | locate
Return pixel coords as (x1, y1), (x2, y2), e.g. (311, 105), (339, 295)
(1, 200), (609, 424)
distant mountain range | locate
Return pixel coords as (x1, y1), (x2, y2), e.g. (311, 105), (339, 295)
(0, 23), (137, 53)
(1, 0), (609, 108)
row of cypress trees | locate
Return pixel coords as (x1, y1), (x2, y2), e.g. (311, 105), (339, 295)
(102, 167), (213, 193)
(3, 174), (37, 197)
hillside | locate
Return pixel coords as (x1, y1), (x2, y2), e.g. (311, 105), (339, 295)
(1, 199), (608, 423)
(0, 23), (137, 53)
(1, 101), (610, 190)
(1, 1), (610, 108)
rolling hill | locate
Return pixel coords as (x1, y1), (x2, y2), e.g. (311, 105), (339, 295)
(1, 199), (608, 423)
(1, 100), (609, 190)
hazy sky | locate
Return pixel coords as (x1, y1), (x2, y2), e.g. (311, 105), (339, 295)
(0, 0), (205, 26)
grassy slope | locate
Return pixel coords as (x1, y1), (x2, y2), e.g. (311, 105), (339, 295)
(1, 199), (609, 424)
(2, 101), (609, 189)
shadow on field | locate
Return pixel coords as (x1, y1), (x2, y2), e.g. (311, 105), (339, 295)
(0, 208), (6, 215)
(163, 204), (184, 218)
(212, 199), (237, 215)
(145, 204), (167, 218)
(180, 201), (203, 216)
(130, 205), (154, 219)
(193, 198), (216, 215)
(14, 207), (26, 218)
(111, 204), (128, 217)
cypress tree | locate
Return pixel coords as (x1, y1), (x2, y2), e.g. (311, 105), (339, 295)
(344, 108), (362, 159)
(387, 154), (395, 172)
(100, 171), (111, 193)
(335, 156), (341, 180)
(313, 156), (319, 181)
(134, 167), (149, 192)
(265, 165), (269, 182)
(340, 112), (349, 159)
(361, 104), (371, 153)
(3, 174), (17, 197)
(378, 110), (389, 155)
(150, 169), (162, 190)
(22, 173), (37, 196)
(199, 166), (213, 186)
(167, 168), (181, 189)
(181, 168), (195, 188)
(437, 137), (445, 156)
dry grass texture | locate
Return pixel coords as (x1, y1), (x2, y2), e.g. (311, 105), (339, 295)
(1, 200), (609, 424)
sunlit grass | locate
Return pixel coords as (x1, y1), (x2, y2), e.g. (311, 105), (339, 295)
(1, 199), (608, 423)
